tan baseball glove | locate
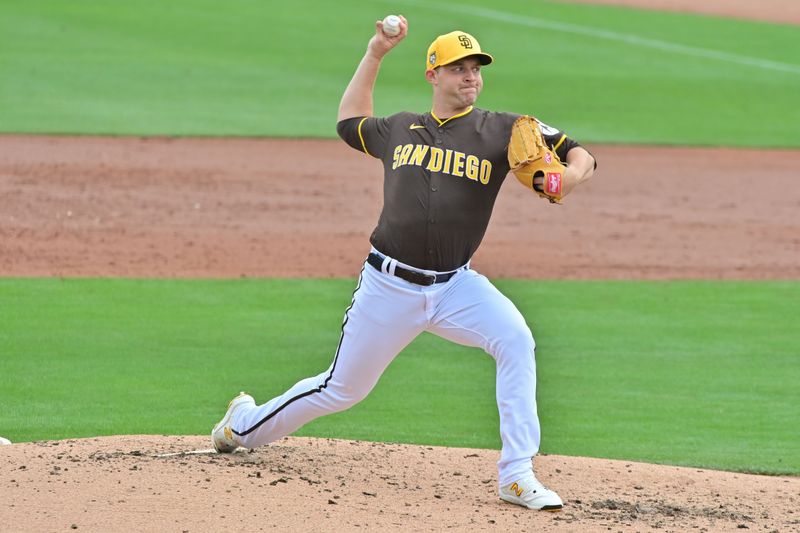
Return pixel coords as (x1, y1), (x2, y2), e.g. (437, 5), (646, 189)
(507, 115), (571, 204)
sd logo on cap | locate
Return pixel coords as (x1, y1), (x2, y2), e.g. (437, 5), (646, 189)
(426, 31), (494, 71)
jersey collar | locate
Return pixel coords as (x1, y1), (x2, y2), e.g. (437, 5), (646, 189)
(431, 106), (474, 127)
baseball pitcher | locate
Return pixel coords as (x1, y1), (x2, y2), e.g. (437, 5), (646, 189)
(212, 16), (596, 512)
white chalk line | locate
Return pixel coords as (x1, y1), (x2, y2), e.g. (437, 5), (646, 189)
(392, 0), (800, 75)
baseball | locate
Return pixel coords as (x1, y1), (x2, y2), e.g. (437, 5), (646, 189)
(0, 437), (11, 445)
(382, 15), (401, 37)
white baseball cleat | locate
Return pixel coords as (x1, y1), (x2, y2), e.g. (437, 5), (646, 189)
(499, 472), (564, 511)
(211, 392), (255, 453)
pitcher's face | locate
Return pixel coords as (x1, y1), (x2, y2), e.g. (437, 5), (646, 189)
(429, 57), (484, 111)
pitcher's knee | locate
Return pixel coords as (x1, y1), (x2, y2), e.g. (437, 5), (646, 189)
(492, 327), (536, 361)
(323, 380), (373, 413)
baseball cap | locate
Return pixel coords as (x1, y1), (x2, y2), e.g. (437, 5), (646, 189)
(426, 31), (494, 71)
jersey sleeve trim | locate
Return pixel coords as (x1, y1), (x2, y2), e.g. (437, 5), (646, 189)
(553, 134), (566, 152)
(357, 117), (372, 157)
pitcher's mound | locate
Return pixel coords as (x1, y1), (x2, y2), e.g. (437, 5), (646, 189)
(2, 435), (796, 531)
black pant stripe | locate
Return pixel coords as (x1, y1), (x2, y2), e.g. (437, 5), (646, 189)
(234, 265), (366, 437)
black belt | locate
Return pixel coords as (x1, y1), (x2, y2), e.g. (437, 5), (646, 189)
(367, 253), (459, 286)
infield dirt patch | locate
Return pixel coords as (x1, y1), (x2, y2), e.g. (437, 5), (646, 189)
(563, 0), (800, 25)
(3, 436), (799, 532)
(2, 136), (798, 279)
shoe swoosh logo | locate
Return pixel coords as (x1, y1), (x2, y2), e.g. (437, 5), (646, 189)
(409, 124), (426, 130)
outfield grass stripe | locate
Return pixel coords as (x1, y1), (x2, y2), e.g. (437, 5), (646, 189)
(2, 0), (798, 144)
(1, 278), (797, 474)
(395, 0), (800, 75)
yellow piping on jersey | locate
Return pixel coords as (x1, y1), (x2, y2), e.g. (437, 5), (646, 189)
(553, 134), (566, 152)
(431, 106), (473, 127)
(357, 117), (372, 156)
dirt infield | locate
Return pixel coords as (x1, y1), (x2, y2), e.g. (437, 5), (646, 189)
(2, 436), (798, 532)
(2, 136), (799, 279)
(564, 0), (800, 25)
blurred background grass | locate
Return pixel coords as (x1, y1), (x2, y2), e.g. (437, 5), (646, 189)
(1, 0), (798, 145)
(1, 279), (797, 474)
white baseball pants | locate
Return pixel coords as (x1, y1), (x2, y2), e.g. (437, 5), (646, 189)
(232, 251), (542, 486)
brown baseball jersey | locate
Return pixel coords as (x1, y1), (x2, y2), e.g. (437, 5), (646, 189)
(337, 106), (588, 271)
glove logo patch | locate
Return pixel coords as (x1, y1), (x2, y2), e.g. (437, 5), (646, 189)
(546, 173), (562, 195)
(544, 152), (552, 164)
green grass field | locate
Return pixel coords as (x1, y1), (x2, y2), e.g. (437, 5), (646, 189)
(1, 0), (799, 145)
(1, 0), (798, 476)
(1, 279), (797, 475)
